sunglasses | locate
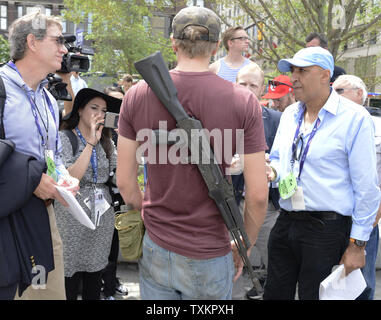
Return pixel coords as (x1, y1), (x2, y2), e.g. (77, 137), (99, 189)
(334, 87), (358, 95)
(230, 36), (250, 41)
(46, 35), (66, 46)
(268, 80), (293, 88)
(292, 133), (304, 162)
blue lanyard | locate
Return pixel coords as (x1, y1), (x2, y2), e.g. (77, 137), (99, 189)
(7, 61), (59, 154)
(75, 127), (98, 183)
(292, 107), (321, 179)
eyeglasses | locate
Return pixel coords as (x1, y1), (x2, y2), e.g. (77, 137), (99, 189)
(334, 87), (358, 95)
(268, 80), (293, 88)
(46, 35), (66, 46)
(292, 133), (304, 162)
(230, 36), (250, 41)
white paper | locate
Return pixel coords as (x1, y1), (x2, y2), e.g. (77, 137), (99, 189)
(319, 264), (367, 300)
(291, 186), (306, 210)
(56, 186), (96, 230)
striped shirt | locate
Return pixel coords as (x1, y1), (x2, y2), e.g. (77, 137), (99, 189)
(217, 58), (251, 83)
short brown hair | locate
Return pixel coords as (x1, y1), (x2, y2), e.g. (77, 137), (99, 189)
(173, 26), (217, 59)
(222, 26), (244, 51)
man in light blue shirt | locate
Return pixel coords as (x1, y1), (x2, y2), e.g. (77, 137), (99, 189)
(0, 11), (77, 300)
(264, 47), (380, 300)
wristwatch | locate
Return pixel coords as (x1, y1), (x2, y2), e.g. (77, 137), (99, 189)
(350, 238), (367, 248)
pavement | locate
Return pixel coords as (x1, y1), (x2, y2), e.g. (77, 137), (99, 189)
(113, 260), (381, 300)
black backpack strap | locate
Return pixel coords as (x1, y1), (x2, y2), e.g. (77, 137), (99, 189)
(0, 75), (6, 139)
(62, 129), (78, 156)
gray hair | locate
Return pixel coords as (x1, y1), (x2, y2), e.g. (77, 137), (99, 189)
(334, 74), (368, 104)
(8, 11), (62, 61)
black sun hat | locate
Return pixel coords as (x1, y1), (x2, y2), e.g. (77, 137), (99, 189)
(62, 88), (122, 121)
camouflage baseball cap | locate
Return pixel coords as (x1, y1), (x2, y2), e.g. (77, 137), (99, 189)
(172, 6), (221, 42)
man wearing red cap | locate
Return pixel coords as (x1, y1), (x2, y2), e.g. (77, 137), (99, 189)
(262, 75), (295, 112)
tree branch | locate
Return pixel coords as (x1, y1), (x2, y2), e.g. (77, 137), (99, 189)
(211, 7), (232, 28)
(254, 0), (305, 46)
(300, 0), (323, 33)
(285, 0), (307, 35)
(340, 12), (381, 44)
(327, 0), (335, 35)
(236, 0), (282, 60)
(339, 0), (362, 38)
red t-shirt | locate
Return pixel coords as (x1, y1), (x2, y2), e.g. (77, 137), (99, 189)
(118, 70), (267, 259)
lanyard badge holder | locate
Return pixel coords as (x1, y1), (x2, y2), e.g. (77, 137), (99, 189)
(7, 61), (60, 181)
(76, 127), (110, 227)
(279, 109), (321, 210)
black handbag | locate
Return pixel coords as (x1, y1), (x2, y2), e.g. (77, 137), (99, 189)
(0, 75), (15, 168)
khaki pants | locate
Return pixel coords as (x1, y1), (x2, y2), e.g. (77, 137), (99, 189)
(14, 204), (66, 300)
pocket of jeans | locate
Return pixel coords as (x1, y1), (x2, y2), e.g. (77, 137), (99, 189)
(188, 253), (234, 299)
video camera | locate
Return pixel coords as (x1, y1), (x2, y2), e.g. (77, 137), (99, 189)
(46, 34), (94, 101)
(46, 73), (72, 101)
(58, 34), (94, 73)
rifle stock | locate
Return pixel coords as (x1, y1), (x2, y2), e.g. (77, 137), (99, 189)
(134, 52), (188, 123)
(134, 51), (263, 296)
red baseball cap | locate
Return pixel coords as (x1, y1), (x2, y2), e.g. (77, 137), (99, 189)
(262, 75), (293, 99)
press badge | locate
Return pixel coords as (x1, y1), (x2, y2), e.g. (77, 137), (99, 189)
(84, 188), (110, 227)
(291, 186), (306, 210)
(278, 172), (297, 199)
(45, 149), (58, 182)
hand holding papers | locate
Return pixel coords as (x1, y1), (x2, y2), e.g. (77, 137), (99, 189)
(56, 185), (95, 230)
(319, 264), (366, 300)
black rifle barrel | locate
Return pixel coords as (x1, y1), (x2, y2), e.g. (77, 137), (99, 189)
(134, 51), (263, 295)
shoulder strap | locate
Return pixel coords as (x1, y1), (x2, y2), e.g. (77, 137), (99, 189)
(0, 75), (7, 139)
(62, 129), (78, 156)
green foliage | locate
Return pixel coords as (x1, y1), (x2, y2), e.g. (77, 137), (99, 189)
(63, 0), (176, 77)
(137, 165), (145, 191)
(213, 0), (381, 66)
(0, 34), (9, 63)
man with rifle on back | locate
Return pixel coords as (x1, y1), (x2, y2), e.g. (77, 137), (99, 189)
(116, 6), (268, 300)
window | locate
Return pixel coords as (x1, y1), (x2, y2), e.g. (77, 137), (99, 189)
(370, 31), (378, 45)
(45, 7), (51, 16)
(186, 0), (204, 6)
(87, 12), (92, 34)
(26, 6), (36, 15)
(0, 4), (6, 30)
(142, 16), (150, 30)
(17, 5), (23, 18)
(60, 9), (67, 33)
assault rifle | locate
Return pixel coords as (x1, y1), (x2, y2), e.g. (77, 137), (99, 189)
(134, 51), (263, 297)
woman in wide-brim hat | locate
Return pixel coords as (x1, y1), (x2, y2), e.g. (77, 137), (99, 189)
(61, 88), (122, 157)
(56, 88), (122, 300)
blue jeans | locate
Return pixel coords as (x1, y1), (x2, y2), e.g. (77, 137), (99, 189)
(357, 225), (379, 300)
(139, 232), (234, 300)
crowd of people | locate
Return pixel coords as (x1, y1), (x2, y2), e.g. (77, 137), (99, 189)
(0, 6), (380, 301)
